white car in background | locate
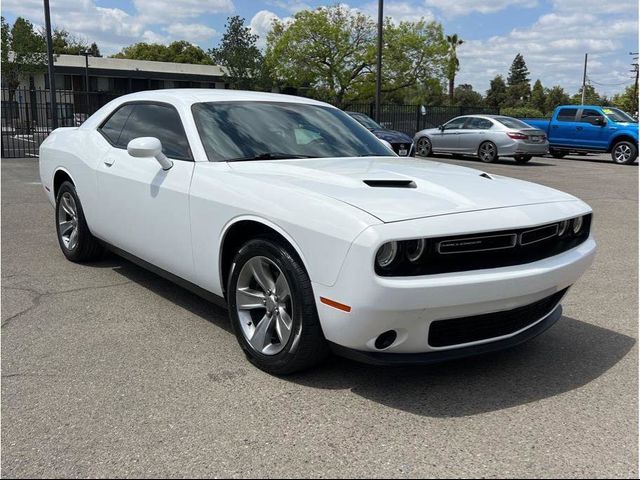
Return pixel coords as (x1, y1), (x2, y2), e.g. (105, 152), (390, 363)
(39, 90), (596, 374)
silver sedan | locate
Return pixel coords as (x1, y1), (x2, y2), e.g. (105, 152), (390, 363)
(414, 115), (549, 164)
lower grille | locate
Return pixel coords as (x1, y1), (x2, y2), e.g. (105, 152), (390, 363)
(428, 288), (568, 348)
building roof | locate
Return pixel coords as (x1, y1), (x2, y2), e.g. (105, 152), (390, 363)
(53, 54), (227, 77)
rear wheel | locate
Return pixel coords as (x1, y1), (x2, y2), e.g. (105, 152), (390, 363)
(55, 181), (103, 262)
(415, 137), (432, 157)
(227, 237), (329, 375)
(514, 154), (532, 164)
(611, 141), (638, 164)
(478, 141), (498, 163)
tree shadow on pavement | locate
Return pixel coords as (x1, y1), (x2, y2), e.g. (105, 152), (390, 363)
(286, 316), (635, 418)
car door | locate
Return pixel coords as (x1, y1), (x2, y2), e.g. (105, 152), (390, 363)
(458, 117), (493, 153)
(431, 117), (467, 152)
(95, 102), (196, 281)
(577, 108), (609, 150)
(552, 107), (580, 147)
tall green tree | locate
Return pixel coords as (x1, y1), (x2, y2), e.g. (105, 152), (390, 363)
(113, 41), (212, 64)
(545, 85), (570, 112)
(611, 84), (638, 113)
(209, 16), (265, 90)
(505, 53), (530, 107)
(445, 33), (463, 104)
(570, 84), (604, 105)
(485, 75), (507, 109)
(265, 6), (375, 105)
(1, 16), (47, 98)
(453, 84), (483, 107)
(530, 79), (546, 113)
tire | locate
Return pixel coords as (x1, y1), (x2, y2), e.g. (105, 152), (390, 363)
(550, 150), (566, 159)
(227, 236), (329, 375)
(55, 181), (103, 262)
(415, 136), (432, 157)
(611, 141), (638, 165)
(514, 154), (532, 164)
(478, 141), (498, 163)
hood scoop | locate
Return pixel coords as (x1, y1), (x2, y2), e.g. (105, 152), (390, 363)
(363, 179), (417, 189)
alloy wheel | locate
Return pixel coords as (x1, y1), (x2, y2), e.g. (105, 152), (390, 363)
(417, 137), (431, 156)
(58, 192), (79, 250)
(235, 256), (294, 356)
(479, 142), (497, 162)
(614, 143), (632, 163)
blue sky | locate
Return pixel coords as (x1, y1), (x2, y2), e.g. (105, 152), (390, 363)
(3, 0), (638, 96)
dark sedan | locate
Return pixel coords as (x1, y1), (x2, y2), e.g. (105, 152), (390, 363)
(347, 111), (414, 156)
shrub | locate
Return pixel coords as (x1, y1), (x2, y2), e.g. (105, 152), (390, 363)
(499, 107), (545, 118)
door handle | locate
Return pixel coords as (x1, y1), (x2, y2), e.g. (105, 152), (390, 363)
(104, 157), (115, 166)
(552, 125), (559, 129)
(576, 126), (583, 131)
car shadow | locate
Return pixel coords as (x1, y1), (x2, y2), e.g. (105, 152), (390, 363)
(560, 155), (638, 166)
(101, 252), (635, 418)
(420, 153), (555, 167)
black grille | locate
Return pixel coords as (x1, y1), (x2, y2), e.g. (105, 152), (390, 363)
(376, 214), (591, 276)
(428, 288), (568, 348)
(391, 143), (410, 156)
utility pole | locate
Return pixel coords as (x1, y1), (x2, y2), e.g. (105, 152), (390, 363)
(44, 0), (58, 129)
(630, 52), (639, 115)
(375, 0), (383, 123)
(581, 53), (588, 105)
(81, 51), (91, 114)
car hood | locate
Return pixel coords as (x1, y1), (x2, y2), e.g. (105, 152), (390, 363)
(370, 128), (413, 144)
(227, 157), (577, 223)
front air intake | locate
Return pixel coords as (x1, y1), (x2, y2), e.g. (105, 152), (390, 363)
(363, 179), (416, 188)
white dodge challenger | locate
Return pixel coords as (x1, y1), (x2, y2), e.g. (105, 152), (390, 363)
(39, 90), (596, 374)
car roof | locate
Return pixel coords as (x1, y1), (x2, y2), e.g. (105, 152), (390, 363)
(109, 89), (333, 108)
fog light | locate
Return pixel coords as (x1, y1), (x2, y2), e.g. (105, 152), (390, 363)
(376, 241), (398, 268)
(572, 216), (583, 234)
(375, 330), (397, 350)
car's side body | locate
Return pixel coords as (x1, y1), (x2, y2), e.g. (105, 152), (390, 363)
(414, 115), (549, 161)
(40, 90), (596, 369)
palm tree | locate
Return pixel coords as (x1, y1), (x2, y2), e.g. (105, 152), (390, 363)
(446, 34), (464, 104)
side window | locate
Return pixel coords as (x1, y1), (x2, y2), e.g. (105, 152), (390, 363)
(580, 109), (605, 124)
(557, 108), (578, 122)
(443, 117), (467, 130)
(99, 104), (135, 145)
(464, 117), (493, 129)
(118, 104), (192, 160)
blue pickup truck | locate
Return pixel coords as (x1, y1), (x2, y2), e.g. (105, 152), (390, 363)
(523, 105), (638, 164)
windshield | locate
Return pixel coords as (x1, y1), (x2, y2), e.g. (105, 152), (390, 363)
(602, 107), (636, 123)
(349, 112), (382, 130)
(192, 101), (393, 162)
(495, 116), (532, 129)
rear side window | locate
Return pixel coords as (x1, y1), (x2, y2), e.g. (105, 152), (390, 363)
(99, 104), (134, 145)
(118, 104), (192, 160)
(557, 108), (578, 122)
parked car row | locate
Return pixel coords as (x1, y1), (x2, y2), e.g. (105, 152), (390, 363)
(355, 104), (638, 166)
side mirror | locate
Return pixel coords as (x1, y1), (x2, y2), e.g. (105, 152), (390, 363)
(127, 137), (173, 170)
(593, 117), (606, 126)
(438, 125), (445, 131)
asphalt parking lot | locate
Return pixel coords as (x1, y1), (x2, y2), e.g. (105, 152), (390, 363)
(1, 153), (637, 478)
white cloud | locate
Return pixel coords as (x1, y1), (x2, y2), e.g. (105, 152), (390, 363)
(250, 10), (287, 48)
(165, 23), (218, 43)
(456, 4), (639, 96)
(133, 0), (234, 24)
(424, 0), (538, 18)
(359, 1), (435, 24)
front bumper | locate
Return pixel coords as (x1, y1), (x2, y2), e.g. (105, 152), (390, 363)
(312, 203), (595, 358)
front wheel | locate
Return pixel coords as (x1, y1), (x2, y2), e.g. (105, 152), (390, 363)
(611, 141), (638, 164)
(227, 237), (329, 375)
(514, 154), (532, 164)
(415, 136), (432, 157)
(478, 141), (498, 163)
(55, 181), (103, 262)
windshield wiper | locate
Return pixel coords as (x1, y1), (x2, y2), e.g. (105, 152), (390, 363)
(227, 152), (317, 162)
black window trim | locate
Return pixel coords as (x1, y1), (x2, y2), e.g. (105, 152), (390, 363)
(97, 100), (194, 162)
(463, 116), (494, 130)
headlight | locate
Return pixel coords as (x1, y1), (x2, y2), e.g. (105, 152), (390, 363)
(376, 241), (398, 268)
(572, 216), (584, 234)
(558, 220), (569, 236)
(405, 238), (426, 262)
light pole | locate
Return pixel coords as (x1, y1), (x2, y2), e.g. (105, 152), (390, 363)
(43, 0), (58, 129)
(81, 51), (91, 114)
(375, 0), (383, 123)
(581, 53), (588, 105)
